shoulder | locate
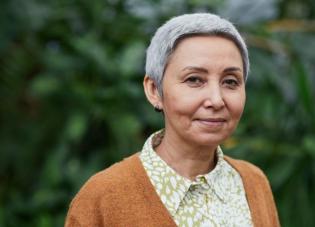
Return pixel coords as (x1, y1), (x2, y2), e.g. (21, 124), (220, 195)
(65, 153), (142, 226)
(67, 153), (142, 212)
(224, 155), (269, 183)
(74, 153), (140, 199)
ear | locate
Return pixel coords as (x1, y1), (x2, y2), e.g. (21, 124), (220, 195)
(143, 75), (163, 110)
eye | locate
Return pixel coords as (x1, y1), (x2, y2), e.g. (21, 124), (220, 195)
(223, 78), (240, 88)
(184, 76), (204, 87)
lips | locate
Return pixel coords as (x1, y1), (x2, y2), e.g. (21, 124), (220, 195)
(195, 118), (226, 127)
(198, 118), (226, 122)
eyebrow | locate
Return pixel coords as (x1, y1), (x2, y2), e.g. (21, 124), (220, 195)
(223, 67), (242, 73)
(182, 66), (242, 74)
(181, 66), (208, 73)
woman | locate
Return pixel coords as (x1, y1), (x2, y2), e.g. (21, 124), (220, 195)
(65, 13), (280, 227)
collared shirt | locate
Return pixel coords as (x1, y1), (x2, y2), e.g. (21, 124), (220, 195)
(139, 131), (253, 227)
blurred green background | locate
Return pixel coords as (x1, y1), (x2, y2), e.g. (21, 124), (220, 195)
(1, 0), (315, 226)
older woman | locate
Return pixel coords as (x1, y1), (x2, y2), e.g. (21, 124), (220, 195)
(65, 13), (280, 227)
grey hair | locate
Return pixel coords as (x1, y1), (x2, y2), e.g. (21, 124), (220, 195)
(145, 13), (249, 96)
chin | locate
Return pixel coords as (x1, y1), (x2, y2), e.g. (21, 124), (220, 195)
(189, 136), (226, 148)
(191, 132), (231, 147)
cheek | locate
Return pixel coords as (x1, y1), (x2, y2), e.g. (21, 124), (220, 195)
(227, 93), (246, 119)
(162, 90), (201, 119)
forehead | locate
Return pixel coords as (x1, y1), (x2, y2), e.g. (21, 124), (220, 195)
(173, 34), (241, 54)
(168, 36), (243, 67)
(163, 35), (244, 75)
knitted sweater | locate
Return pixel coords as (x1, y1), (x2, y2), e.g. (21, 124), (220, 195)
(65, 153), (280, 227)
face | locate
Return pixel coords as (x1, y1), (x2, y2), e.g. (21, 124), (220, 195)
(159, 36), (246, 148)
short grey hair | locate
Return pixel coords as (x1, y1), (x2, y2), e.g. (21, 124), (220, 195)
(145, 13), (249, 95)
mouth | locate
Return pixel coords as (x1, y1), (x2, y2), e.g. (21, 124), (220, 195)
(196, 117), (226, 122)
(195, 118), (227, 127)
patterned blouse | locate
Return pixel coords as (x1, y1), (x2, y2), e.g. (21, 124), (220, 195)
(139, 131), (253, 227)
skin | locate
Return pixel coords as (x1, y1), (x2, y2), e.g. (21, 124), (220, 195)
(143, 36), (246, 180)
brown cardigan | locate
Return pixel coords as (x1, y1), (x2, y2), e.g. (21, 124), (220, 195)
(65, 154), (280, 227)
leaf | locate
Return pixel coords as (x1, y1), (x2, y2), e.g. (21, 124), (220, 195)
(293, 59), (315, 124)
(64, 113), (87, 142)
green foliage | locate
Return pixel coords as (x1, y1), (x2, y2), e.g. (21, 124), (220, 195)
(0, 0), (314, 226)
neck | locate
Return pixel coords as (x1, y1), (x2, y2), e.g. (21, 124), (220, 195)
(155, 130), (218, 181)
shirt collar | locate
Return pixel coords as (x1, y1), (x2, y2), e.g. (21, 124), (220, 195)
(142, 131), (231, 214)
(142, 131), (191, 217)
(201, 146), (230, 203)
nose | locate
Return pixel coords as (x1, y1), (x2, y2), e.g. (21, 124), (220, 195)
(202, 83), (225, 110)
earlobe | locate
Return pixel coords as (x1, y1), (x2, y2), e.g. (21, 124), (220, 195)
(143, 75), (162, 109)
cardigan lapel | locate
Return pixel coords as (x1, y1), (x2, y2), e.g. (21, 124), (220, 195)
(127, 154), (178, 227)
(224, 156), (280, 227)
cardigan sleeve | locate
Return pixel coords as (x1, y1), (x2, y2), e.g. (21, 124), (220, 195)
(64, 173), (107, 227)
(65, 213), (82, 227)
